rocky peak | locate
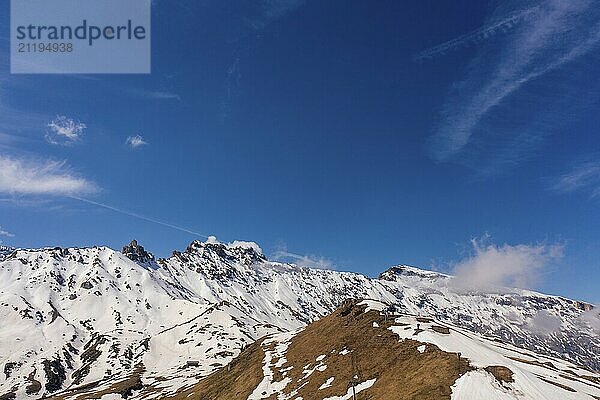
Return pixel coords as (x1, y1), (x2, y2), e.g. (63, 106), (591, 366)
(0, 245), (15, 261)
(122, 240), (156, 267)
(184, 238), (266, 265)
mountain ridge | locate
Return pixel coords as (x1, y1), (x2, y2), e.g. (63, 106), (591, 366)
(0, 239), (598, 399)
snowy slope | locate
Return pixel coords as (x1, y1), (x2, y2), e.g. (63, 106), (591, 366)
(385, 303), (600, 400)
(0, 239), (598, 399)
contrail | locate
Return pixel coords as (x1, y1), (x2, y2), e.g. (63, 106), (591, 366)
(414, 6), (539, 62)
(69, 196), (210, 238)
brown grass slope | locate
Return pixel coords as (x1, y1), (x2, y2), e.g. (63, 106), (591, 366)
(178, 299), (472, 400)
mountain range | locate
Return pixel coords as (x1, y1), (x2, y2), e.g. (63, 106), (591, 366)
(0, 239), (598, 399)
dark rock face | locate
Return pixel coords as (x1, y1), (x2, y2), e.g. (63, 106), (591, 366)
(122, 240), (156, 267)
(3, 363), (16, 379)
(81, 281), (93, 290)
(0, 391), (16, 400)
(42, 359), (66, 393)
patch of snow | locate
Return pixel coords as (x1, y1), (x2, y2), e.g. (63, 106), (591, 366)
(301, 360), (327, 379)
(322, 378), (376, 400)
(357, 300), (386, 313)
(372, 321), (379, 328)
(248, 331), (297, 399)
(417, 344), (426, 353)
(100, 395), (123, 400)
(451, 370), (515, 400)
(319, 377), (335, 390)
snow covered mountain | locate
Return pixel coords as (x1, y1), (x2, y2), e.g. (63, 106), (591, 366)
(0, 239), (598, 399)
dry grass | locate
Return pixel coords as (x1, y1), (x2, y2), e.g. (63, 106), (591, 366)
(431, 325), (450, 335)
(485, 366), (514, 384)
(272, 300), (471, 400)
(508, 356), (558, 371)
(538, 377), (576, 392)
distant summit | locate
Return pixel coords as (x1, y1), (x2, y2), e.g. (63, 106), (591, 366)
(121, 239), (156, 268)
(379, 265), (450, 282)
(182, 237), (266, 266)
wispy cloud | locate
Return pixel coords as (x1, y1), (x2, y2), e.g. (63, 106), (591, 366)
(272, 247), (336, 270)
(251, 0), (304, 30)
(0, 155), (97, 196)
(552, 160), (600, 198)
(428, 0), (600, 171)
(0, 82), (48, 135)
(46, 115), (86, 145)
(0, 132), (30, 148)
(452, 237), (564, 290)
(126, 134), (148, 149)
(415, 6), (539, 62)
(127, 88), (181, 101)
(221, 1), (304, 121)
(0, 226), (14, 238)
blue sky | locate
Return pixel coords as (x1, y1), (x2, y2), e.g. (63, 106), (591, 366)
(1, 0), (599, 303)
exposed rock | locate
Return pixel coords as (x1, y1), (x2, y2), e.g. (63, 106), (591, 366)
(42, 358), (66, 393)
(122, 240), (156, 268)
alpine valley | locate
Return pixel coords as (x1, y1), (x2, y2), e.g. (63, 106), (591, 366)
(0, 239), (599, 400)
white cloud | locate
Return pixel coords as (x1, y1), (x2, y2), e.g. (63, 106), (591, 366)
(46, 116), (86, 145)
(203, 236), (264, 254)
(452, 238), (564, 290)
(0, 155), (97, 196)
(578, 308), (600, 334)
(0, 226), (14, 238)
(205, 235), (219, 244)
(126, 134), (148, 149)
(552, 160), (600, 198)
(272, 248), (335, 270)
(229, 240), (263, 254)
(429, 0), (600, 168)
(526, 309), (562, 335)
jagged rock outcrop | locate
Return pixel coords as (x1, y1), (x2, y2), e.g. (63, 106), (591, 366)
(121, 240), (156, 268)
